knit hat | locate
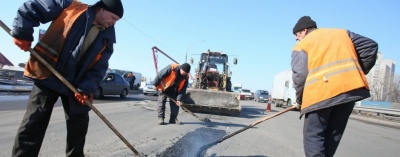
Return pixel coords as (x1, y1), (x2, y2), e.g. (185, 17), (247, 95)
(292, 16), (317, 34)
(180, 63), (191, 73)
(96, 0), (124, 18)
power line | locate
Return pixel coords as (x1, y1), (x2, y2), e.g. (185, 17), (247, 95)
(122, 18), (184, 56)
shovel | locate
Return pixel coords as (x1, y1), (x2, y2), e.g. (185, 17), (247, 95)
(162, 92), (211, 122)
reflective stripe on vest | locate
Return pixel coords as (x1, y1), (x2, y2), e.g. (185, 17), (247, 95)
(293, 28), (369, 109)
(24, 0), (88, 79)
(305, 58), (362, 87)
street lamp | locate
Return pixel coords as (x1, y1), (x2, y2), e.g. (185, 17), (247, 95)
(185, 40), (205, 63)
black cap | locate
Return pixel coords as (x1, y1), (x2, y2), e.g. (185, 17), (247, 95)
(96, 0), (124, 18)
(180, 63), (191, 73)
(293, 16), (317, 34)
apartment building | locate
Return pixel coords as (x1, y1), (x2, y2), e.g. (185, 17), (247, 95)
(366, 52), (396, 101)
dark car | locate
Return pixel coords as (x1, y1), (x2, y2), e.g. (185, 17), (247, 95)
(94, 72), (130, 99)
(254, 90), (270, 103)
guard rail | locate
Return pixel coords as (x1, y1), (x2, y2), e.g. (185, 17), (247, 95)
(353, 106), (400, 116)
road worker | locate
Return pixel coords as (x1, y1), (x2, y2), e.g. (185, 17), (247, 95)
(153, 63), (190, 125)
(11, 0), (124, 156)
(291, 16), (378, 157)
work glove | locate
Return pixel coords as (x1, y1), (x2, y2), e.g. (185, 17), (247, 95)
(74, 92), (89, 105)
(13, 38), (31, 52)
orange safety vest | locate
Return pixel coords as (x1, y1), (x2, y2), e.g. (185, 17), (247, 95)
(24, 1), (103, 79)
(157, 63), (188, 92)
(293, 28), (369, 110)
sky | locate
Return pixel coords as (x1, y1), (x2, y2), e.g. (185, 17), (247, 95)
(0, 0), (399, 92)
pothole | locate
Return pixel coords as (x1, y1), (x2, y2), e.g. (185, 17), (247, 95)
(156, 127), (226, 157)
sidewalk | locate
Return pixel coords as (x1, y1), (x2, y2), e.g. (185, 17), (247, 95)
(350, 112), (400, 129)
(0, 84), (32, 92)
(1, 86), (144, 95)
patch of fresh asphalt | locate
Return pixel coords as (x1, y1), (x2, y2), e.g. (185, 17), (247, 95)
(156, 127), (226, 157)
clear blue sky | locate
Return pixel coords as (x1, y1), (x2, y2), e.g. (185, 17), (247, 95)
(1, 0), (399, 91)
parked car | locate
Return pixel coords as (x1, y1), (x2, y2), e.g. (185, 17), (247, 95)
(254, 90), (270, 103)
(94, 72), (129, 99)
(240, 89), (253, 100)
(143, 84), (159, 96)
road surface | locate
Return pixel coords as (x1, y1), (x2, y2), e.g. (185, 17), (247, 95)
(0, 93), (399, 156)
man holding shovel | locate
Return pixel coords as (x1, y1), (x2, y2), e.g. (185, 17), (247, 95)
(153, 63), (191, 125)
(10, 0), (124, 156)
(291, 16), (378, 157)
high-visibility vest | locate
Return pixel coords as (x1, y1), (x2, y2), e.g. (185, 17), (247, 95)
(24, 1), (105, 80)
(157, 64), (188, 92)
(293, 28), (369, 110)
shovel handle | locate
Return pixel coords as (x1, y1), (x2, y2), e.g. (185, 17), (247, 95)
(0, 20), (79, 94)
(162, 92), (200, 119)
(218, 106), (296, 143)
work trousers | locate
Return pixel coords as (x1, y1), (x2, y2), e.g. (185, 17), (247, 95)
(303, 102), (355, 157)
(12, 84), (89, 157)
(157, 90), (179, 122)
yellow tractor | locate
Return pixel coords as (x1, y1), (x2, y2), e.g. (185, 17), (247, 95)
(182, 50), (240, 116)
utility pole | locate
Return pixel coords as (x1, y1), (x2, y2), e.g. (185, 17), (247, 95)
(185, 40), (205, 63)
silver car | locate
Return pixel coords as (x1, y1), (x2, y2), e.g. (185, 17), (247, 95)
(94, 72), (130, 99)
(143, 84), (159, 96)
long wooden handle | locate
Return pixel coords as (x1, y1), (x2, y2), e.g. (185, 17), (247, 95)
(162, 93), (200, 119)
(0, 20), (141, 156)
(218, 106), (296, 143)
(159, 80), (202, 120)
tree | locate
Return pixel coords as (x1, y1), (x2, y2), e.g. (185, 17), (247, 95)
(369, 80), (384, 101)
(388, 74), (400, 103)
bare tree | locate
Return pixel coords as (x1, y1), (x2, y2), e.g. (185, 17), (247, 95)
(141, 76), (147, 82)
(369, 80), (384, 101)
(388, 74), (400, 103)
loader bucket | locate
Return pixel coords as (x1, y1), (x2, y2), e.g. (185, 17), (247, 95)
(182, 89), (241, 116)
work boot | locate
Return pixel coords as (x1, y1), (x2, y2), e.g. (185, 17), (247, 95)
(158, 117), (164, 125)
(169, 118), (182, 125)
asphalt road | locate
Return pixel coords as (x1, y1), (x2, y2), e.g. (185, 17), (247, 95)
(0, 92), (399, 157)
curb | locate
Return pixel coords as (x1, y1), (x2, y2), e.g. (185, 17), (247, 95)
(350, 114), (400, 129)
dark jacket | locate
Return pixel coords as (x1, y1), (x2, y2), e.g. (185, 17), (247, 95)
(12, 0), (116, 114)
(153, 64), (189, 101)
(291, 28), (378, 115)
(128, 75), (136, 83)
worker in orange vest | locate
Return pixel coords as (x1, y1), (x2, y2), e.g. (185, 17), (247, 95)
(291, 16), (378, 157)
(127, 72), (136, 90)
(153, 63), (191, 125)
(10, 0), (124, 156)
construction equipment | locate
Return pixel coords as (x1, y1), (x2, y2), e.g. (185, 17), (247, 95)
(182, 50), (240, 116)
